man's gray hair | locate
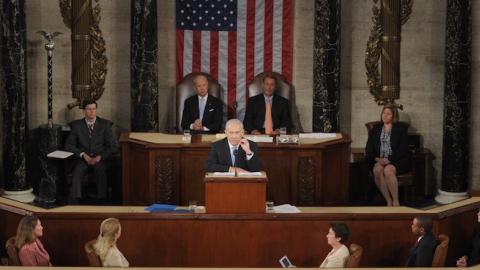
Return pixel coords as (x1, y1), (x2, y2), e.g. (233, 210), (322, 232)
(225, 119), (244, 130)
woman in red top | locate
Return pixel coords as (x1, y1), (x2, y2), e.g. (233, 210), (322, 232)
(15, 215), (51, 266)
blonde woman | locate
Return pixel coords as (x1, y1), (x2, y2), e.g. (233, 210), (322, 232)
(15, 215), (51, 266)
(94, 218), (129, 267)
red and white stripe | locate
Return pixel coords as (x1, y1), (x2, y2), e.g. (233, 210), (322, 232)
(176, 0), (293, 120)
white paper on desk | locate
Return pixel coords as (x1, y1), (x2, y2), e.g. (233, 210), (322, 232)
(237, 172), (262, 176)
(299, 133), (337, 139)
(273, 204), (301, 213)
(47, 150), (73, 159)
(244, 135), (274, 143)
(212, 172), (235, 176)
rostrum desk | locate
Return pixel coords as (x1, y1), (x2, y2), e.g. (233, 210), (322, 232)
(119, 133), (351, 206)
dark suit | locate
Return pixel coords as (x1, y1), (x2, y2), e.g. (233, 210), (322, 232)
(405, 232), (437, 267)
(365, 122), (410, 174)
(205, 138), (261, 172)
(65, 117), (118, 200)
(243, 94), (291, 133)
(467, 225), (480, 266)
(181, 94), (223, 134)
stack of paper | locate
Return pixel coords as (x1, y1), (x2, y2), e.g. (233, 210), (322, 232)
(299, 133), (337, 139)
(237, 172), (263, 176)
(245, 135), (274, 143)
(47, 150), (73, 159)
(273, 204), (301, 213)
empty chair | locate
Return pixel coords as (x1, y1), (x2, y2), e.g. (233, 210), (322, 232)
(5, 237), (20, 266)
(84, 239), (102, 267)
(345, 243), (363, 268)
(432, 234), (449, 267)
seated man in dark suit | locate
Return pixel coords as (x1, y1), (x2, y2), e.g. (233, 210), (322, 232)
(181, 74), (223, 134)
(243, 73), (291, 135)
(65, 100), (118, 204)
(405, 216), (437, 267)
(205, 119), (261, 173)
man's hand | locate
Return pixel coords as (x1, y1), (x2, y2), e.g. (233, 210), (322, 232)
(83, 154), (95, 165)
(272, 129), (280, 135)
(239, 138), (252, 155)
(193, 119), (203, 130)
(93, 155), (102, 164)
(457, 256), (467, 267)
(251, 130), (261, 135)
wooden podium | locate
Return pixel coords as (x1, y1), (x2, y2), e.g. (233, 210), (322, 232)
(204, 172), (268, 214)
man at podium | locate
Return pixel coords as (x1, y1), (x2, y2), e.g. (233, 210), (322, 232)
(205, 119), (261, 173)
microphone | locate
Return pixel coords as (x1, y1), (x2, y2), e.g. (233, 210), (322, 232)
(233, 148), (238, 176)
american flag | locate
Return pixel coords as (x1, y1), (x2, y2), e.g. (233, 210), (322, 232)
(176, 0), (293, 120)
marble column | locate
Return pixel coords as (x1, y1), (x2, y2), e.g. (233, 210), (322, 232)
(1, 0), (34, 202)
(436, 0), (471, 204)
(131, 0), (158, 132)
(312, 0), (341, 132)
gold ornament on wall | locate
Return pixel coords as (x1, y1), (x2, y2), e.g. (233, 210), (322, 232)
(59, 0), (107, 109)
(365, 0), (413, 109)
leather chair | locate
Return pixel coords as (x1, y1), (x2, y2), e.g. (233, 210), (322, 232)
(176, 72), (224, 132)
(365, 121), (416, 204)
(345, 243), (363, 268)
(5, 237), (20, 266)
(84, 239), (102, 267)
(247, 71), (291, 100)
(431, 234), (449, 267)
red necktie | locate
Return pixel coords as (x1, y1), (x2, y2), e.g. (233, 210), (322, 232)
(265, 98), (273, 134)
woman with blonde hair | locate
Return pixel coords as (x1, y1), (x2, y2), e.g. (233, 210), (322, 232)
(94, 218), (129, 267)
(15, 215), (51, 266)
(365, 105), (410, 206)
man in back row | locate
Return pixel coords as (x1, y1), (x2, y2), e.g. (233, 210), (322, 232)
(65, 100), (118, 204)
(243, 73), (291, 135)
(181, 74), (223, 134)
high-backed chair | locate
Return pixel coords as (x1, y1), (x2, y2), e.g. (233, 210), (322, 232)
(5, 237), (20, 266)
(246, 71), (291, 100)
(432, 234), (449, 267)
(345, 243), (363, 268)
(365, 121), (416, 204)
(84, 239), (102, 267)
(176, 72), (224, 132)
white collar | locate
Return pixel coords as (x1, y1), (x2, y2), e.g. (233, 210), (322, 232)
(228, 141), (239, 149)
(198, 94), (208, 100)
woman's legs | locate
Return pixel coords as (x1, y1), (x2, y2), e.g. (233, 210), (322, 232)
(383, 165), (399, 206)
(373, 163), (392, 206)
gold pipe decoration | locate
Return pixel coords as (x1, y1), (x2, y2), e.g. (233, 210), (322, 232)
(365, 0), (413, 109)
(59, 0), (107, 109)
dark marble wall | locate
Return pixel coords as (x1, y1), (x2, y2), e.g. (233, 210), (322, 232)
(1, 0), (29, 191)
(131, 0), (159, 132)
(312, 0), (341, 132)
(441, 0), (471, 192)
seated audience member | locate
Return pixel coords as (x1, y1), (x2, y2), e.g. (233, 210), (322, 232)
(65, 100), (118, 204)
(320, 223), (350, 268)
(405, 216), (437, 267)
(365, 105), (410, 206)
(15, 215), (51, 266)
(243, 73), (291, 135)
(205, 119), (261, 173)
(180, 73), (223, 134)
(457, 209), (480, 267)
(94, 218), (129, 267)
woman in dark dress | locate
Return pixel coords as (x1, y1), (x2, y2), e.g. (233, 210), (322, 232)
(365, 105), (410, 206)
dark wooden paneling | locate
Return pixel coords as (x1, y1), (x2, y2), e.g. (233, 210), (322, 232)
(205, 180), (266, 213)
(120, 134), (352, 206)
(1, 200), (479, 267)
